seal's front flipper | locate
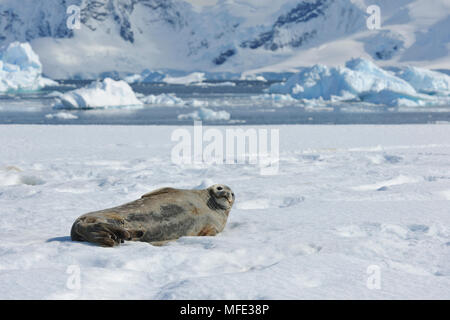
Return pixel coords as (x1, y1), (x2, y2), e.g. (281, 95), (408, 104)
(71, 218), (131, 247)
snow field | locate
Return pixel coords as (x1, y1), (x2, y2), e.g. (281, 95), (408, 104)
(0, 125), (449, 299)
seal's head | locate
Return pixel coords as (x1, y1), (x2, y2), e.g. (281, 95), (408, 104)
(206, 184), (235, 211)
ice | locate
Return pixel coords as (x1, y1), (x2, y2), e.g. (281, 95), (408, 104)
(192, 81), (236, 87)
(269, 58), (449, 107)
(251, 93), (298, 107)
(397, 66), (450, 94)
(54, 78), (143, 109)
(124, 69), (165, 83)
(0, 125), (449, 299)
(178, 108), (230, 121)
(139, 93), (185, 106)
(240, 74), (267, 82)
(163, 72), (205, 85)
(0, 42), (57, 92)
(45, 112), (78, 120)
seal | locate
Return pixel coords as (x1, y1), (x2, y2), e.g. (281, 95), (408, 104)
(70, 184), (235, 247)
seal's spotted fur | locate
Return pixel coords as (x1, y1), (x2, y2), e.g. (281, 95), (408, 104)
(71, 184), (234, 247)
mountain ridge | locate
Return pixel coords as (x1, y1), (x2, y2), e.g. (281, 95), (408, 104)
(0, 0), (448, 78)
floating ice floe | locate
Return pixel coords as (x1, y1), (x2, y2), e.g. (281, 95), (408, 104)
(178, 107), (230, 121)
(188, 99), (209, 107)
(251, 93), (298, 107)
(163, 72), (205, 85)
(240, 74), (267, 81)
(192, 81), (236, 87)
(55, 78), (143, 109)
(45, 112), (78, 120)
(255, 93), (297, 102)
(0, 42), (57, 92)
(139, 93), (185, 106)
(269, 58), (450, 107)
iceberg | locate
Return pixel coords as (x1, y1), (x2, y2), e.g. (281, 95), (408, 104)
(269, 58), (449, 107)
(55, 78), (143, 109)
(139, 93), (185, 106)
(240, 74), (267, 82)
(396, 66), (450, 94)
(269, 58), (415, 100)
(163, 72), (205, 85)
(0, 42), (57, 92)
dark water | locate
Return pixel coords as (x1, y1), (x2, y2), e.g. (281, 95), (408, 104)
(0, 80), (449, 125)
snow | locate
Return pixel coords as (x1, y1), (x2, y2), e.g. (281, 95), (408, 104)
(178, 107), (230, 121)
(0, 42), (57, 92)
(0, 124), (449, 299)
(269, 58), (450, 107)
(251, 93), (298, 107)
(55, 78), (143, 109)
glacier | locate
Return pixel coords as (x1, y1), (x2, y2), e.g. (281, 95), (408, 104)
(55, 78), (143, 109)
(0, 42), (56, 92)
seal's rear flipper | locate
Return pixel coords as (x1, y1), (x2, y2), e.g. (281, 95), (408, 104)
(71, 218), (131, 247)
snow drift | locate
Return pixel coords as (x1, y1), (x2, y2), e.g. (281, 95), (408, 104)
(0, 42), (56, 92)
(269, 58), (450, 107)
(55, 78), (143, 109)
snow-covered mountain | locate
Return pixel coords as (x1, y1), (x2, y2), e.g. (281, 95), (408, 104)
(0, 0), (448, 78)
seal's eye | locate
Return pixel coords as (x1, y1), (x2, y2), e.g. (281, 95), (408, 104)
(232, 193), (234, 197)
(217, 186), (223, 191)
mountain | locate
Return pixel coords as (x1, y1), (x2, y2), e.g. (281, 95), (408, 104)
(0, 0), (448, 78)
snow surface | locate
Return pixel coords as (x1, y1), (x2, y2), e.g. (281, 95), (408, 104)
(269, 58), (450, 107)
(0, 42), (56, 92)
(55, 78), (143, 109)
(0, 124), (449, 299)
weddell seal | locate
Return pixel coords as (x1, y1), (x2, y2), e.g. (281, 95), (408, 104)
(70, 184), (235, 247)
